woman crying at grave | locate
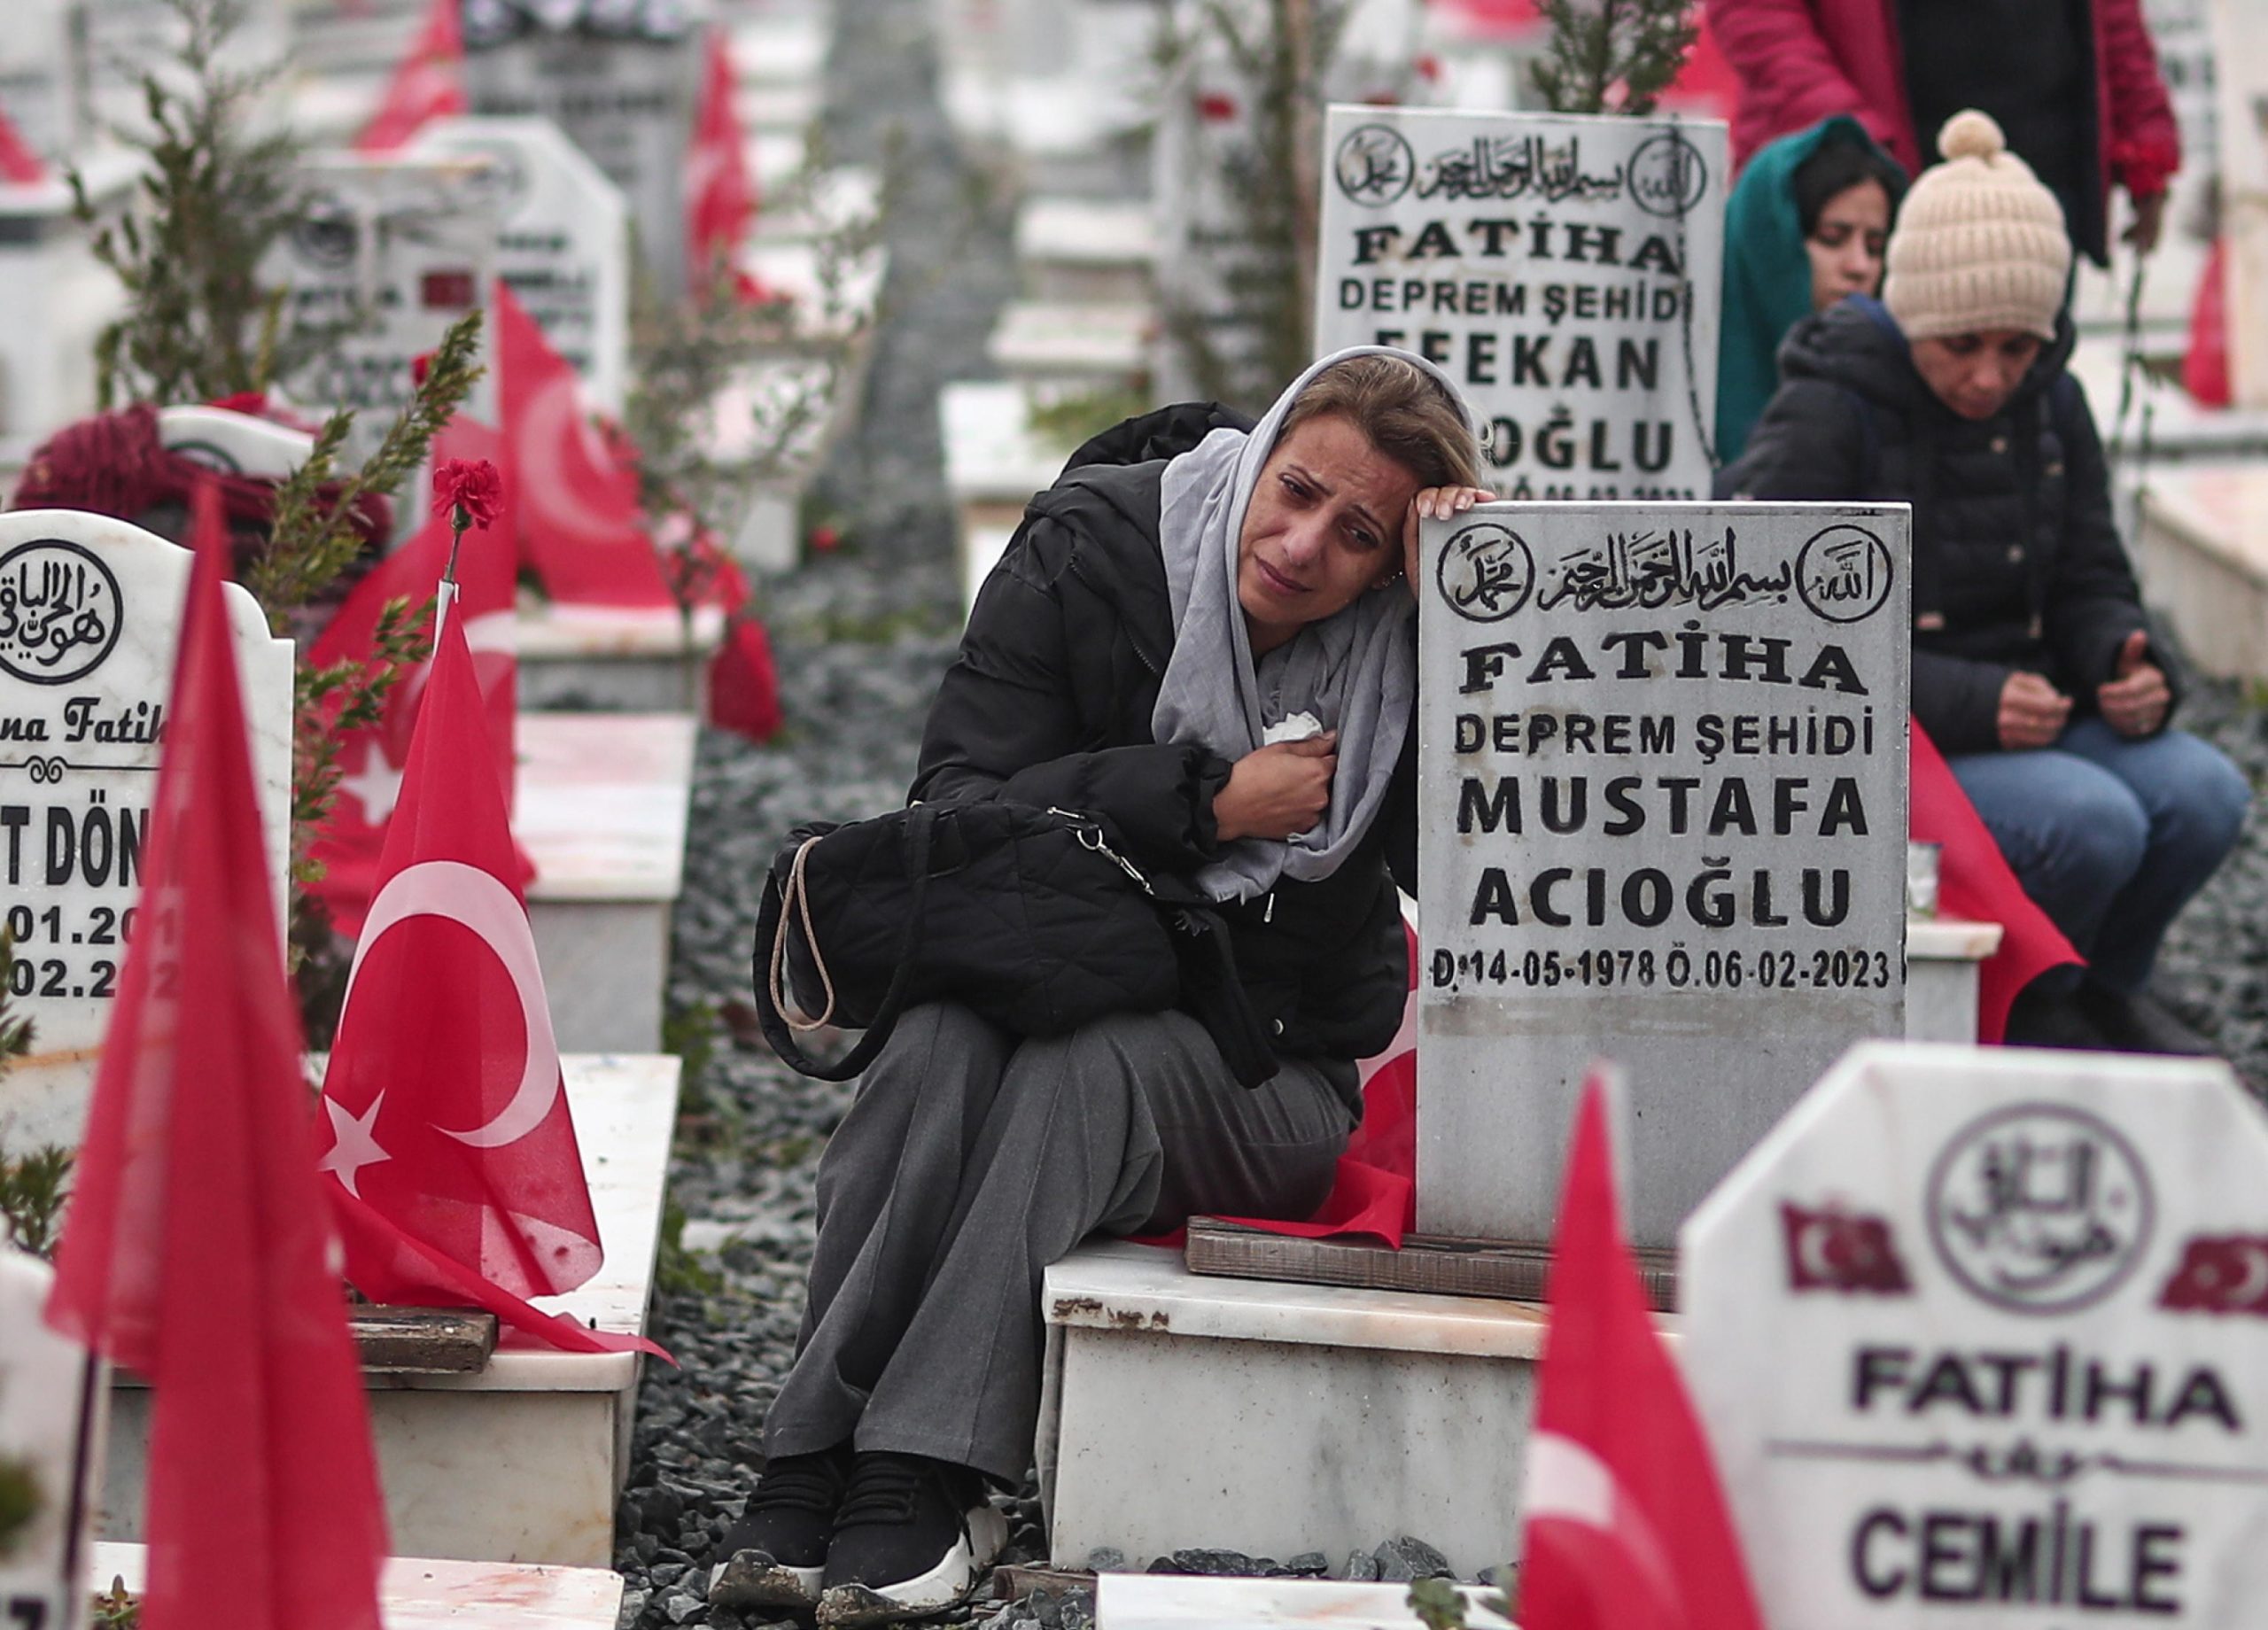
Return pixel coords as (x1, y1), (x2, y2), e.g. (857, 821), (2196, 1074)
(714, 350), (1488, 1624)
(1721, 109), (2249, 1054)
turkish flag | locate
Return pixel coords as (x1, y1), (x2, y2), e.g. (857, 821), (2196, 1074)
(307, 415), (526, 938)
(2159, 1235), (2268, 1316)
(46, 484), (388, 1630)
(1909, 718), (2083, 1040)
(687, 27), (757, 297)
(1518, 1072), (1766, 1630)
(355, 0), (466, 153)
(496, 281), (675, 608)
(317, 608), (668, 1358)
(1781, 1201), (1912, 1295)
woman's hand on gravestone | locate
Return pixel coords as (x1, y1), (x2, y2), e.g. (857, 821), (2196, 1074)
(1214, 734), (1338, 842)
(1400, 485), (1498, 601)
(1998, 670), (2073, 750)
(2098, 630), (2172, 737)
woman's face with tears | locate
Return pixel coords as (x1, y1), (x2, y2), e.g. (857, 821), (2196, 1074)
(1237, 414), (1420, 656)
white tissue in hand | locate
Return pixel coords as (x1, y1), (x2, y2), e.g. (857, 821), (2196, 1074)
(1263, 711), (1324, 746)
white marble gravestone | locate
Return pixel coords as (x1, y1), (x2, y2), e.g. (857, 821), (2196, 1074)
(0, 512), (292, 1153)
(155, 404), (313, 479)
(265, 153), (500, 457)
(0, 1247), (103, 1630)
(410, 117), (632, 418)
(462, 0), (705, 297)
(1316, 105), (1727, 500)
(1415, 501), (1909, 1247)
(0, 0), (87, 167)
(1685, 1042), (2268, 1627)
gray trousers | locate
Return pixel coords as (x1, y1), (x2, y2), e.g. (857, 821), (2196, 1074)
(763, 1001), (1355, 1483)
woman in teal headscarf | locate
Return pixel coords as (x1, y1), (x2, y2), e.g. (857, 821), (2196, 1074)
(1715, 115), (1907, 463)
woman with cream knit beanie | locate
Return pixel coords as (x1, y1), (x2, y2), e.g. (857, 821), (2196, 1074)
(1724, 109), (2249, 1056)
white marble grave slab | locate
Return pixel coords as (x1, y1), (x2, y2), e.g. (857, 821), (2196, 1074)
(266, 153), (500, 457)
(1016, 197), (1158, 304)
(156, 404), (313, 477)
(105, 1052), (679, 1567)
(0, 152), (136, 448)
(0, 0), (88, 166)
(1098, 1575), (1515, 1629)
(0, 512), (292, 1156)
(0, 1249), (105, 1630)
(411, 118), (632, 419)
(988, 299), (1154, 389)
(1041, 1241), (1554, 1578)
(2213, 0), (2268, 408)
(518, 711), (694, 1055)
(1685, 1041), (2268, 1628)
(1316, 105), (1728, 500)
(2134, 462), (2268, 681)
(515, 599), (723, 713)
(1415, 501), (1910, 1247)
(89, 1542), (625, 1630)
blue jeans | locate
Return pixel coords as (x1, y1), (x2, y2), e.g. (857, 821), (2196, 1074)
(1946, 718), (2249, 991)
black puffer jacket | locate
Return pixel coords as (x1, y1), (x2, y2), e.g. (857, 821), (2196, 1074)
(913, 404), (1416, 1077)
(1720, 298), (2167, 754)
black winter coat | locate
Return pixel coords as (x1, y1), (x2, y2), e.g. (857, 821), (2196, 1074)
(1719, 298), (2165, 755)
(913, 404), (1416, 1079)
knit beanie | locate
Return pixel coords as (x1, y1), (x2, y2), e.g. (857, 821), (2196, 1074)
(1882, 110), (2071, 342)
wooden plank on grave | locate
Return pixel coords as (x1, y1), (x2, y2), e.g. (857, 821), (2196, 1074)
(348, 1307), (499, 1374)
(1183, 1221), (1678, 1313)
(992, 1564), (1095, 1602)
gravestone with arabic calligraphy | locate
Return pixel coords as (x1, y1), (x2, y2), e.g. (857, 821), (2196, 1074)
(0, 511), (291, 1155)
(1414, 501), (1908, 1248)
(1684, 1042), (2268, 1629)
(410, 116), (632, 418)
(0, 1246), (102, 1630)
(1315, 105), (1727, 501)
(265, 153), (500, 460)
(462, 0), (704, 299)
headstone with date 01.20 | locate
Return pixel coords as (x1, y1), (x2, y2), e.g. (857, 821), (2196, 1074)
(0, 1246), (104, 1630)
(1684, 1042), (2268, 1629)
(265, 153), (500, 460)
(0, 511), (292, 1154)
(1314, 105), (1728, 503)
(1414, 501), (1909, 1249)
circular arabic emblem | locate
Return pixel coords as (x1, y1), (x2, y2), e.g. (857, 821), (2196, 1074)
(0, 539), (125, 686)
(1333, 124), (1416, 207)
(1627, 131), (1710, 219)
(1435, 522), (1533, 624)
(1926, 1102), (2154, 1315)
(1795, 524), (1894, 624)
(291, 190), (360, 271)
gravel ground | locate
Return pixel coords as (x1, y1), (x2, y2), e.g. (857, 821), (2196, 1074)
(609, 4), (2268, 1624)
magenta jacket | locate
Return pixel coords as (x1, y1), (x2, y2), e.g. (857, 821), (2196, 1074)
(1706, 0), (2182, 204)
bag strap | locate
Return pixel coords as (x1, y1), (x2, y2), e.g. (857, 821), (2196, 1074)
(753, 806), (936, 1082)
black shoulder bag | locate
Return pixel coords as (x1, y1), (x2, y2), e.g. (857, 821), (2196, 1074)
(751, 801), (1275, 1084)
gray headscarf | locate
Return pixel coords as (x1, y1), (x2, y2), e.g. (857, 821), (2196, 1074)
(1153, 346), (1474, 903)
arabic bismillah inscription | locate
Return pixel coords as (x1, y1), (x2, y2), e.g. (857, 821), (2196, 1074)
(1537, 526), (1795, 615)
(1926, 1102), (2155, 1316)
(0, 539), (124, 687)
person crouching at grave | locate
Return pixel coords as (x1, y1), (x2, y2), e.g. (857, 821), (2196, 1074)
(712, 350), (1488, 1625)
(1722, 110), (2248, 1054)
(1716, 115), (1907, 464)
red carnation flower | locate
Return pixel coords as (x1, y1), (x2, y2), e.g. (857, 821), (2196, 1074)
(411, 352), (434, 387)
(432, 457), (502, 531)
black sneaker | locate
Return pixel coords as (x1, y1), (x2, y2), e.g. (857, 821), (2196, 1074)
(2082, 984), (2218, 1057)
(814, 1453), (1007, 1626)
(709, 1444), (853, 1611)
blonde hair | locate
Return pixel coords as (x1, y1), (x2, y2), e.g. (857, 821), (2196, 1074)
(1281, 353), (1480, 489)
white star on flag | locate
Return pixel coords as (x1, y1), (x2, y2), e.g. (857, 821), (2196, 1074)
(318, 1091), (392, 1199)
(338, 740), (407, 826)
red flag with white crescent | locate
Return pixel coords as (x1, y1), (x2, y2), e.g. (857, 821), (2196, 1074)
(496, 281), (675, 607)
(1518, 1071), (1767, 1630)
(307, 414), (525, 938)
(687, 27), (757, 296)
(46, 483), (388, 1630)
(318, 609), (664, 1357)
(355, 0), (466, 153)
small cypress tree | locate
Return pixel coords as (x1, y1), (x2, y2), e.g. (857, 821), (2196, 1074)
(1529, 0), (1698, 117)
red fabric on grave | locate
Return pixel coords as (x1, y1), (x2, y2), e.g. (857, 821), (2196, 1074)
(46, 485), (389, 1630)
(1909, 718), (2083, 1042)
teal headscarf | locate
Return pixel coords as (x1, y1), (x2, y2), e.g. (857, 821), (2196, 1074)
(1716, 117), (1906, 463)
